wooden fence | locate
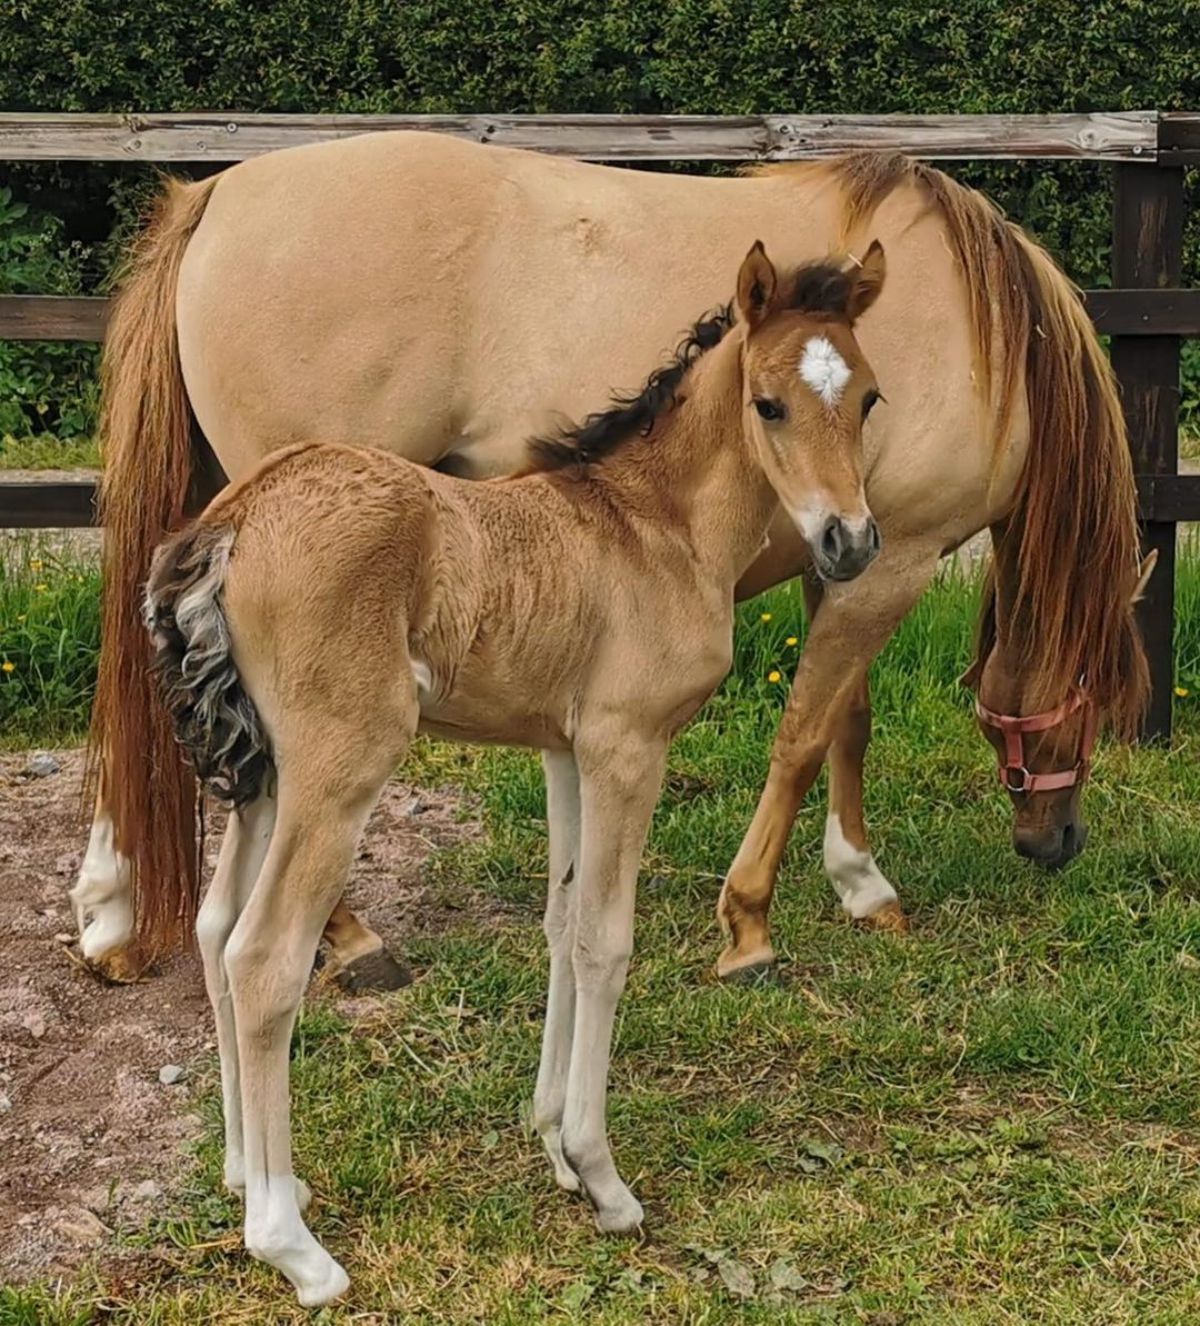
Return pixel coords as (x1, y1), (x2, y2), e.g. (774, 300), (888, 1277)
(2, 111), (1198, 736)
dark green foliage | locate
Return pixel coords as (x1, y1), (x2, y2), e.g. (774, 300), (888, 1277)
(1, 1), (1198, 447)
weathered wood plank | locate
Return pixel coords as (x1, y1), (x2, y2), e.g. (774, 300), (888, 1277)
(1135, 474), (1200, 523)
(6, 287), (1196, 345)
(1083, 288), (1200, 335)
(4, 472), (1193, 532)
(0, 111), (1160, 163)
(0, 480), (97, 528)
(1112, 162), (1186, 741)
(1160, 111), (1200, 165)
(0, 295), (108, 341)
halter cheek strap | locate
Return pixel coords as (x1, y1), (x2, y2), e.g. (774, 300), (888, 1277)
(974, 692), (1097, 794)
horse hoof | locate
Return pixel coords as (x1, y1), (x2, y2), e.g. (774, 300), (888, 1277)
(858, 901), (909, 935)
(718, 958), (780, 986)
(716, 941), (778, 984)
(334, 947), (413, 993)
(84, 945), (148, 985)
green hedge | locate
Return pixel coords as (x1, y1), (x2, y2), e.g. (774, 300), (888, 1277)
(1, 0), (1198, 447)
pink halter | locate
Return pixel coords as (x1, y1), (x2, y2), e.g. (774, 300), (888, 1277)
(973, 691), (1097, 794)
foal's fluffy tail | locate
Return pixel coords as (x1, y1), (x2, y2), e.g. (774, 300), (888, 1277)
(144, 523), (274, 808)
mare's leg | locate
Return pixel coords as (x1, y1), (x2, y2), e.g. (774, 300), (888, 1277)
(225, 739), (403, 1308)
(801, 580), (906, 933)
(559, 733), (666, 1232)
(71, 790), (138, 979)
(718, 545), (938, 978)
(532, 749), (583, 1192)
(321, 901), (412, 993)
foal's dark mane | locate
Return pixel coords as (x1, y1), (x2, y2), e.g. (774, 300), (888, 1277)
(523, 261), (857, 474)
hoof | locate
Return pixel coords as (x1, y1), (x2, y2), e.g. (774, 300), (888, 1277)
(84, 945), (148, 985)
(718, 959), (780, 986)
(857, 901), (909, 935)
(594, 1194), (645, 1235)
(716, 942), (777, 983)
(334, 947), (413, 994)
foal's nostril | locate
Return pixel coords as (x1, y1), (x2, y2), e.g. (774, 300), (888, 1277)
(866, 517), (881, 557)
(821, 516), (844, 565)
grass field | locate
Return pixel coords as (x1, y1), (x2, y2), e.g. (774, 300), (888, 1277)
(4, 539), (1200, 1323)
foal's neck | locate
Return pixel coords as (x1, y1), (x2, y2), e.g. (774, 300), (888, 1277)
(596, 333), (776, 587)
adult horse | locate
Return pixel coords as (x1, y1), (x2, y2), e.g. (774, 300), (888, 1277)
(75, 133), (1149, 983)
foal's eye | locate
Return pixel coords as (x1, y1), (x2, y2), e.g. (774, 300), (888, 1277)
(862, 389), (881, 419)
(754, 398), (786, 422)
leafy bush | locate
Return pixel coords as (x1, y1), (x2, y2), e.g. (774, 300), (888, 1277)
(0, 1), (1197, 451)
(0, 187), (99, 447)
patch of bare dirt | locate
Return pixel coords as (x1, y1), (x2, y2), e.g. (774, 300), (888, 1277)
(0, 747), (482, 1284)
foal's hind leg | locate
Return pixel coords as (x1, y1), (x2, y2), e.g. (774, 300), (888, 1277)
(225, 740), (403, 1307)
(195, 792), (308, 1203)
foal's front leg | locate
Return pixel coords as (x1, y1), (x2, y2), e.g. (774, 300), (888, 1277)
(532, 749), (583, 1191)
(558, 735), (666, 1232)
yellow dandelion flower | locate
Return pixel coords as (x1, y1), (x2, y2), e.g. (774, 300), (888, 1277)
(29, 559), (42, 571)
(785, 636), (798, 647)
(1175, 686), (1189, 698)
(34, 584), (47, 593)
(768, 670), (782, 683)
(1, 661), (14, 675)
(760, 612), (772, 623)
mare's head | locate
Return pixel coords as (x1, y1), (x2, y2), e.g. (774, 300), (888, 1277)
(735, 240), (886, 582)
(964, 553), (1156, 869)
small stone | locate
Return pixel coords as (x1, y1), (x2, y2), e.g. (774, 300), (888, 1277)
(56, 1208), (108, 1246)
(22, 1011), (46, 1040)
(131, 1179), (162, 1201)
(25, 752), (61, 778)
(405, 794), (429, 816)
(54, 932), (74, 944)
(80, 1185), (112, 1214)
(0, 1092), (11, 1114)
(158, 1064), (185, 1086)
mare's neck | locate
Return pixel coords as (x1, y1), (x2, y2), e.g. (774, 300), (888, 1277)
(598, 332), (778, 588)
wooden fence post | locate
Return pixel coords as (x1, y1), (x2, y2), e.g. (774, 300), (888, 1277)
(1111, 157), (1185, 740)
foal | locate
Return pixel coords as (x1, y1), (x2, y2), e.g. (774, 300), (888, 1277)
(144, 241), (885, 1306)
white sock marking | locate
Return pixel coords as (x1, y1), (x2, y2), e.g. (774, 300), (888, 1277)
(72, 813), (134, 960)
(823, 812), (897, 918)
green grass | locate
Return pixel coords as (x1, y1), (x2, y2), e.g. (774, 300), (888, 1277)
(6, 544), (1200, 1322)
(0, 433), (99, 470)
(0, 536), (98, 744)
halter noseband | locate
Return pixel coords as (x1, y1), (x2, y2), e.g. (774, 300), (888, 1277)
(973, 691), (1097, 794)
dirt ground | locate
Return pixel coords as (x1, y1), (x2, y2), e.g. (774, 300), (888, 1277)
(0, 748), (480, 1284)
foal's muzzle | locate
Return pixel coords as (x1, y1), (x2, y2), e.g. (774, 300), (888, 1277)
(815, 514), (881, 582)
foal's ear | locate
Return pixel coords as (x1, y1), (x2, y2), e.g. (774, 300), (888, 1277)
(1131, 549), (1158, 603)
(846, 239), (886, 322)
(736, 240), (780, 328)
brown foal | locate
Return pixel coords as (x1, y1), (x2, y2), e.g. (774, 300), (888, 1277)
(141, 243), (885, 1305)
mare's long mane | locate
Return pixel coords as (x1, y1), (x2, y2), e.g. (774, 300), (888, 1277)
(769, 152), (1147, 735)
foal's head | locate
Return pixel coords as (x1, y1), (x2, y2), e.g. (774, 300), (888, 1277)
(735, 241), (886, 582)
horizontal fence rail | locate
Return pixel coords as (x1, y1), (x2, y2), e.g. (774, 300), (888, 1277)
(6, 288), (1200, 345)
(0, 109), (1196, 734)
(0, 110), (1176, 164)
